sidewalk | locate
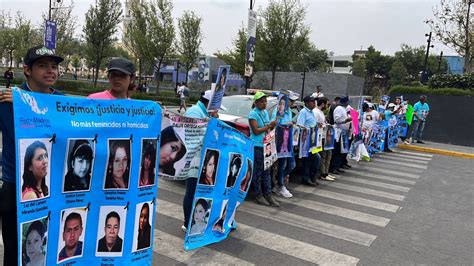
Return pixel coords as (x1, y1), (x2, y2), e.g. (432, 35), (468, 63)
(398, 141), (474, 159)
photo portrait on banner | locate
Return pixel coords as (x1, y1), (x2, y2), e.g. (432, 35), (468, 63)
(57, 207), (88, 263)
(104, 139), (131, 190)
(226, 153), (243, 188)
(276, 125), (292, 158)
(132, 201), (155, 252)
(21, 216), (49, 266)
(324, 126), (335, 150)
(95, 206), (127, 257)
(208, 65), (231, 111)
(263, 129), (277, 170)
(138, 139), (158, 188)
(276, 92), (288, 118)
(189, 198), (213, 236)
(198, 149), (220, 186)
(298, 127), (310, 158)
(19, 139), (52, 203)
(292, 126), (300, 147)
(63, 139), (95, 193)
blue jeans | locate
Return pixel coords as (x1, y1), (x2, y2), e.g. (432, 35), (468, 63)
(277, 156), (296, 187)
(303, 152), (320, 182)
(252, 147), (272, 196)
(411, 120), (426, 141)
(183, 177), (197, 227)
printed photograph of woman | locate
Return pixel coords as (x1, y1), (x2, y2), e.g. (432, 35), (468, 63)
(159, 126), (187, 176)
(104, 139), (131, 190)
(276, 94), (288, 117)
(226, 154), (242, 188)
(198, 149), (219, 186)
(21, 218), (48, 266)
(63, 139), (94, 192)
(135, 203), (151, 251)
(239, 158), (253, 192)
(189, 198), (212, 235)
(276, 126), (291, 155)
(139, 139), (157, 187)
(20, 140), (51, 202)
(212, 200), (228, 233)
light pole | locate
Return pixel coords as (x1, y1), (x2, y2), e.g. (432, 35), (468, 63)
(437, 51), (444, 74)
(421, 32), (434, 84)
(464, 0), (473, 73)
(301, 68), (307, 100)
(49, 0), (62, 20)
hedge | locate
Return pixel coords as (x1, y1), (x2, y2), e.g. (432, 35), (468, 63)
(389, 85), (474, 96)
(428, 73), (474, 90)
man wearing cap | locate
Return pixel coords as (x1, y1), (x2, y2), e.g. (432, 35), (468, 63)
(249, 91), (280, 207)
(88, 58), (136, 99)
(329, 96), (352, 175)
(0, 45), (64, 266)
(409, 95), (430, 144)
(297, 95), (320, 186)
(271, 91), (299, 198)
(181, 90), (220, 230)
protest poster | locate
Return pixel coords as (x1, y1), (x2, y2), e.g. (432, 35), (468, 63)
(341, 129), (350, 153)
(406, 104), (414, 125)
(13, 89), (161, 265)
(276, 125), (293, 158)
(378, 95), (390, 113)
(298, 127), (310, 158)
(397, 115), (409, 138)
(184, 118), (254, 250)
(263, 129), (277, 170)
(368, 121), (387, 155)
(323, 126), (335, 150)
(208, 65), (231, 111)
(350, 109), (360, 135)
(159, 114), (208, 180)
(292, 126), (300, 147)
(275, 92), (289, 118)
(387, 123), (399, 149)
(309, 127), (323, 154)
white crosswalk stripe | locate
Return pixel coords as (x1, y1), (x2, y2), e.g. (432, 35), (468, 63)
(325, 182), (406, 201)
(394, 150), (433, 158)
(352, 164), (421, 178)
(368, 158), (428, 170)
(345, 169), (417, 185)
(335, 175), (411, 192)
(378, 153), (431, 163)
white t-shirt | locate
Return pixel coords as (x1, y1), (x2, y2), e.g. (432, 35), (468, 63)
(311, 92), (325, 98)
(313, 108), (326, 124)
(362, 110), (379, 129)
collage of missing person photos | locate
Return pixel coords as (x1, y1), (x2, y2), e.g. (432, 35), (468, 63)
(18, 137), (158, 265)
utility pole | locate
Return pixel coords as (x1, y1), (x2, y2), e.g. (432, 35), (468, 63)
(301, 68), (307, 100)
(464, 0), (473, 73)
(175, 60), (180, 91)
(421, 32), (434, 84)
(244, 0), (256, 93)
(437, 51), (444, 74)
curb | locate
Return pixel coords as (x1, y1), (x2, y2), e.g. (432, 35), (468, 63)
(398, 144), (474, 159)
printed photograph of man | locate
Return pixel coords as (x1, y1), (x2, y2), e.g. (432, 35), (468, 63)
(21, 217), (49, 266)
(226, 153), (242, 188)
(58, 210), (86, 262)
(19, 139), (52, 202)
(63, 139), (94, 192)
(96, 208), (125, 256)
(104, 139), (131, 190)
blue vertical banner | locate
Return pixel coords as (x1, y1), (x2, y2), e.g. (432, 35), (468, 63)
(44, 20), (57, 50)
(13, 89), (161, 265)
(184, 118), (254, 250)
(208, 65), (231, 111)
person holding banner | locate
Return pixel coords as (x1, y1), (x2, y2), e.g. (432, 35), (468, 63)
(297, 95), (320, 186)
(0, 45), (64, 266)
(409, 95), (430, 144)
(248, 91), (279, 207)
(313, 97), (335, 181)
(182, 90), (217, 231)
(271, 92), (299, 198)
(329, 96), (352, 175)
(88, 58), (136, 100)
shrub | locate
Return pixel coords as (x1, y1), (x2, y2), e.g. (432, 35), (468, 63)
(389, 85), (474, 96)
(428, 73), (474, 90)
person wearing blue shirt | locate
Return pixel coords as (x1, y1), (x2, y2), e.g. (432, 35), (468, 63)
(248, 91), (279, 207)
(271, 92), (299, 198)
(410, 95), (430, 144)
(0, 45), (64, 266)
(181, 90), (217, 231)
(296, 95), (319, 187)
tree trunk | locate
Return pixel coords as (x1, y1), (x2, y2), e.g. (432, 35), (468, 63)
(154, 61), (162, 96)
(9, 50), (13, 68)
(271, 66), (277, 90)
(185, 65), (189, 84)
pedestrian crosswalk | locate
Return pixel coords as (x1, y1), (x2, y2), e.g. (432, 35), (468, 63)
(0, 150), (434, 265)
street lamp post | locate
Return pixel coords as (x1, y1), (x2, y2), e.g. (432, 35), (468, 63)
(421, 32), (434, 84)
(48, 0), (62, 20)
(301, 68), (307, 100)
(437, 51), (444, 74)
(464, 0), (473, 73)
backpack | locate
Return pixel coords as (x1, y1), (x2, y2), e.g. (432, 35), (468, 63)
(183, 87), (189, 97)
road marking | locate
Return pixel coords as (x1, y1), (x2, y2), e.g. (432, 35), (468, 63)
(378, 153), (431, 163)
(357, 161), (424, 174)
(368, 158), (428, 170)
(275, 197), (391, 227)
(395, 150), (433, 158)
(325, 183), (406, 201)
(159, 181), (379, 245)
(153, 229), (254, 265)
(157, 200), (360, 265)
(386, 153), (433, 161)
(292, 186), (401, 213)
(350, 165), (420, 179)
(337, 175), (411, 192)
(345, 169), (417, 185)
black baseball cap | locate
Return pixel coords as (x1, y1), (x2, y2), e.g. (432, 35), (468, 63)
(303, 95), (316, 102)
(108, 58), (135, 75)
(24, 45), (64, 65)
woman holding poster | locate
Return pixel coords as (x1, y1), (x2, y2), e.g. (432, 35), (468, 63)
(21, 141), (50, 201)
(248, 91), (279, 207)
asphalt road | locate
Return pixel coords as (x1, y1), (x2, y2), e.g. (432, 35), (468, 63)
(1, 148), (473, 265)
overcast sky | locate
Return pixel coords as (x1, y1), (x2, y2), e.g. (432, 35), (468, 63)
(0, 0), (458, 57)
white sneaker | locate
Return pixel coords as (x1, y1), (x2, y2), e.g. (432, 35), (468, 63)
(272, 186), (282, 196)
(280, 186), (293, 198)
(181, 225), (187, 232)
(327, 174), (337, 180)
(324, 176), (335, 181)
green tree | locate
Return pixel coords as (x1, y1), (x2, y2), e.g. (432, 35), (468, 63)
(258, 0), (310, 89)
(124, 0), (175, 94)
(178, 11), (203, 83)
(426, 0), (473, 72)
(291, 42), (329, 72)
(71, 54), (81, 76)
(351, 59), (366, 78)
(363, 45), (394, 93)
(389, 59), (408, 86)
(394, 44), (448, 80)
(83, 0), (122, 86)
(215, 25), (247, 77)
